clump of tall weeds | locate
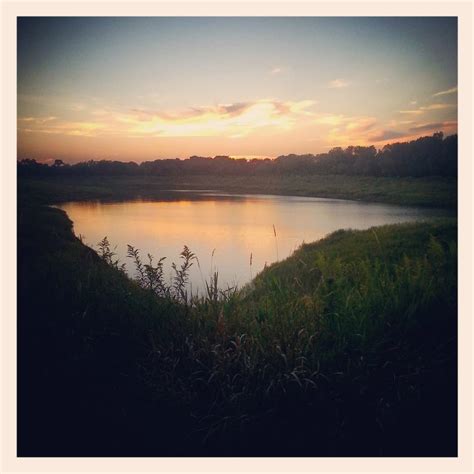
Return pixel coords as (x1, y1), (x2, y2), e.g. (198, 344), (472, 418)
(97, 236), (125, 272)
(126, 244), (198, 304)
(127, 244), (168, 297)
(98, 237), (202, 304)
(171, 245), (196, 302)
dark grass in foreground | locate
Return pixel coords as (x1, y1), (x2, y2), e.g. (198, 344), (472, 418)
(18, 205), (457, 456)
(18, 174), (457, 208)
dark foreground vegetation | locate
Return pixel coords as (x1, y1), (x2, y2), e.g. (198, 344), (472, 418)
(18, 201), (457, 456)
(18, 132), (457, 178)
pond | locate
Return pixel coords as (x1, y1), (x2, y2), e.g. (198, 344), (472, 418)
(57, 191), (451, 295)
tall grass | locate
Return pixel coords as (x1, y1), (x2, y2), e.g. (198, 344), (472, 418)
(93, 220), (457, 452)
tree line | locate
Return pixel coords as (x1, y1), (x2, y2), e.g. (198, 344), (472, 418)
(18, 132), (457, 178)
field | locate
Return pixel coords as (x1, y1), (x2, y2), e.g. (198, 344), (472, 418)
(18, 182), (457, 455)
(18, 174), (457, 208)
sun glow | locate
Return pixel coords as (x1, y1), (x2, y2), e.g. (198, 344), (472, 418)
(17, 18), (458, 161)
(18, 99), (318, 140)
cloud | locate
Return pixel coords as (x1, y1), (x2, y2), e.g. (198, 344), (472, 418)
(17, 99), (318, 139)
(367, 129), (407, 143)
(219, 102), (250, 114)
(420, 103), (455, 111)
(408, 121), (458, 133)
(387, 119), (414, 127)
(328, 79), (350, 89)
(19, 116), (57, 124)
(313, 114), (378, 146)
(399, 103), (455, 115)
(270, 67), (282, 75)
(399, 109), (424, 115)
(128, 100), (301, 123)
(319, 111), (457, 147)
(133, 100), (317, 137)
(433, 86), (457, 97)
(314, 114), (347, 126)
(345, 117), (377, 133)
(18, 115), (109, 137)
(91, 108), (110, 117)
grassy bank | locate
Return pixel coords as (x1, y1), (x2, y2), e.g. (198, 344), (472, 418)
(18, 174), (457, 208)
(18, 203), (457, 456)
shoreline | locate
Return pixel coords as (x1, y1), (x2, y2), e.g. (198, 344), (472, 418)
(19, 174), (458, 209)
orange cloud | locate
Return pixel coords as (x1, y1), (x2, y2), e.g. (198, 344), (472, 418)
(421, 103), (455, 111)
(399, 110), (424, 115)
(345, 117), (377, 133)
(367, 129), (407, 142)
(408, 121), (458, 133)
(17, 99), (318, 139)
(18, 117), (107, 137)
(313, 114), (377, 144)
(19, 116), (57, 123)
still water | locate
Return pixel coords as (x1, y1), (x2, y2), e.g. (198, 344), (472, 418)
(57, 192), (450, 294)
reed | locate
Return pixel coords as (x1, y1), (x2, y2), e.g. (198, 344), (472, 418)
(249, 252), (253, 280)
(273, 224), (279, 261)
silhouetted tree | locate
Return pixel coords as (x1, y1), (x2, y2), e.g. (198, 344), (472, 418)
(17, 133), (457, 179)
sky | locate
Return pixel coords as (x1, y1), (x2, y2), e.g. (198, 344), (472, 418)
(17, 17), (458, 163)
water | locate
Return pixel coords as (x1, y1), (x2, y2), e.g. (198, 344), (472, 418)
(56, 191), (450, 294)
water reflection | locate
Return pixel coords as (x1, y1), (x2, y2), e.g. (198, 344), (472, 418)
(57, 192), (450, 293)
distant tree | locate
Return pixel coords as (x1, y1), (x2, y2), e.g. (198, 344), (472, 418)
(17, 158), (49, 176)
(17, 133), (458, 179)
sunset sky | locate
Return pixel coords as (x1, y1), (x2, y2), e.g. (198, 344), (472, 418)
(17, 17), (458, 163)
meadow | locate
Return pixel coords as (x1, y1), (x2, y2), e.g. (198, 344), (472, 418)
(18, 173), (457, 208)
(18, 180), (457, 455)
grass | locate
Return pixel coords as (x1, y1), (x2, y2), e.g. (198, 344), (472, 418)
(18, 199), (457, 456)
(18, 173), (457, 208)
